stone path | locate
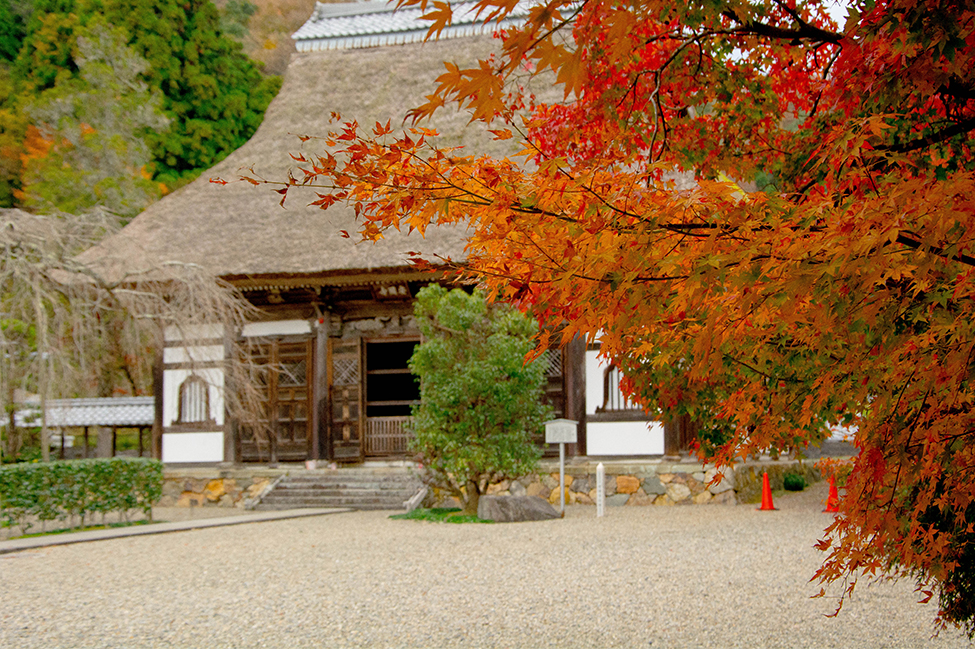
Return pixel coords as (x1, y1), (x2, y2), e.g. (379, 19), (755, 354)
(0, 482), (970, 649)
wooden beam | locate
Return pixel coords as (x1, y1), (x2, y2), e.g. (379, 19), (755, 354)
(152, 341), (164, 460)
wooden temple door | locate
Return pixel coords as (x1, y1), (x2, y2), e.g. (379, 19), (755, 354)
(328, 339), (363, 462)
(240, 339), (313, 463)
(273, 341), (313, 461)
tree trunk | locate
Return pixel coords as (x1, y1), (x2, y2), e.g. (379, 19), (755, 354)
(462, 480), (480, 516)
(7, 383), (18, 459)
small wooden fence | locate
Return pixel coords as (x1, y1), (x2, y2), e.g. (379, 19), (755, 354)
(365, 416), (413, 456)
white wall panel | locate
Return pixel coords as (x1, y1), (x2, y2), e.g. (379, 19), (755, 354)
(585, 350), (611, 415)
(242, 320), (311, 337)
(587, 420), (665, 455)
(163, 345), (225, 364)
(162, 432), (224, 463)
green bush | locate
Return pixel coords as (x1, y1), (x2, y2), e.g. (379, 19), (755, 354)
(409, 285), (551, 516)
(784, 472), (807, 491)
(0, 457), (162, 532)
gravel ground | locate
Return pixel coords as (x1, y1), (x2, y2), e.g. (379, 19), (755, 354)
(0, 482), (970, 649)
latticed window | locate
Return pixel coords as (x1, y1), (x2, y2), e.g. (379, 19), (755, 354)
(178, 375), (211, 423)
(540, 348), (565, 418)
(600, 364), (636, 411)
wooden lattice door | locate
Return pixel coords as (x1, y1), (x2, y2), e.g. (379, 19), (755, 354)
(329, 339), (363, 462)
(240, 339), (313, 463)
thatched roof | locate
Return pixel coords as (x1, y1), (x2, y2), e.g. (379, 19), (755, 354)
(79, 6), (524, 288)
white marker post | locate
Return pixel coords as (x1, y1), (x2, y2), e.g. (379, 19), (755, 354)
(544, 418), (578, 515)
(596, 462), (605, 517)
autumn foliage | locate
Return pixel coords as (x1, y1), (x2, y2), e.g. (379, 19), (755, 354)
(263, 0), (975, 634)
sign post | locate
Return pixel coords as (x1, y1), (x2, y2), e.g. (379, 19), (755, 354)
(544, 418), (578, 514)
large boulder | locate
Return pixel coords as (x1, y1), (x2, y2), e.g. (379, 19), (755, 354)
(477, 495), (561, 522)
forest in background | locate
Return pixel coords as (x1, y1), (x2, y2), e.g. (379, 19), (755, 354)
(0, 0), (327, 222)
(0, 0), (324, 461)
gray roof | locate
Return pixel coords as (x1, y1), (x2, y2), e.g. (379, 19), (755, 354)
(45, 398), (155, 427)
(78, 28), (528, 286)
(293, 0), (535, 51)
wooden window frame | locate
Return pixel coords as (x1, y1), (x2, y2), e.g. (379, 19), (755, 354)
(176, 374), (214, 427)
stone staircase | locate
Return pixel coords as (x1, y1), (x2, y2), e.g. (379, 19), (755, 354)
(254, 467), (423, 511)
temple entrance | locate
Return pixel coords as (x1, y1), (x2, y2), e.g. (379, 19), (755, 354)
(363, 339), (418, 457)
(327, 337), (418, 462)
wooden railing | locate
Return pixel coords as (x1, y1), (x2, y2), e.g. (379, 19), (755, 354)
(365, 416), (413, 456)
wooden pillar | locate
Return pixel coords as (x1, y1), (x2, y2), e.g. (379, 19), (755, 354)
(312, 313), (329, 461)
(83, 426), (89, 459)
(663, 416), (681, 461)
(59, 427), (65, 460)
(111, 427), (117, 457)
(223, 324), (236, 465)
(138, 426), (144, 457)
(564, 336), (587, 457)
(152, 339), (164, 460)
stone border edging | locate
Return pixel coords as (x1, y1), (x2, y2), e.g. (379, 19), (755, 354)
(0, 508), (350, 555)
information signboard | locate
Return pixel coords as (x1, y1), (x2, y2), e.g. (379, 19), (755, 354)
(544, 418), (578, 444)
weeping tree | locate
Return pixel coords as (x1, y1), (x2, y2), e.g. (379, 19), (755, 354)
(0, 206), (265, 462)
(408, 285), (551, 516)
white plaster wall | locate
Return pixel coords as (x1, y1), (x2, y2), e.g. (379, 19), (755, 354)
(163, 367), (225, 426)
(242, 319), (312, 337)
(163, 344), (225, 364)
(587, 421), (665, 455)
(162, 432), (224, 463)
(164, 323), (224, 341)
(585, 349), (611, 415)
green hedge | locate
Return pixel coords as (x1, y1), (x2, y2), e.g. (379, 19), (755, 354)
(0, 458), (163, 533)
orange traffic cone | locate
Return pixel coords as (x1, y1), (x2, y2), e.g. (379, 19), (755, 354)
(824, 476), (840, 513)
(758, 471), (777, 510)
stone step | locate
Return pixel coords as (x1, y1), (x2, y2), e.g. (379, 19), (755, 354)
(265, 487), (417, 499)
(280, 474), (418, 484)
(288, 468), (414, 480)
(254, 468), (423, 511)
(256, 496), (409, 509)
(255, 500), (403, 511)
(277, 480), (420, 490)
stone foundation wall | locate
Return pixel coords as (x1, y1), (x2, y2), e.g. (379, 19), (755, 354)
(159, 469), (286, 508)
(426, 460), (821, 508)
(160, 460), (822, 509)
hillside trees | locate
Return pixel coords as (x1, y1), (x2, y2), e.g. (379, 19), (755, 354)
(21, 23), (169, 220)
(0, 0), (281, 210)
(408, 285), (550, 516)
(263, 0), (975, 636)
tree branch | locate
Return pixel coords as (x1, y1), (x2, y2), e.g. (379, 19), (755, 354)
(875, 116), (975, 154)
(722, 9), (843, 44)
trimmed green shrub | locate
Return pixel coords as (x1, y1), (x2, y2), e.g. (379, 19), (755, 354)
(784, 472), (807, 491)
(409, 285), (552, 516)
(0, 457), (162, 533)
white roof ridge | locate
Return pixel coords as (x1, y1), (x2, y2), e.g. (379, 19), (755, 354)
(292, 0), (536, 51)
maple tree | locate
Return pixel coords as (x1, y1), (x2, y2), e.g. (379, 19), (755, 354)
(261, 0), (975, 635)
